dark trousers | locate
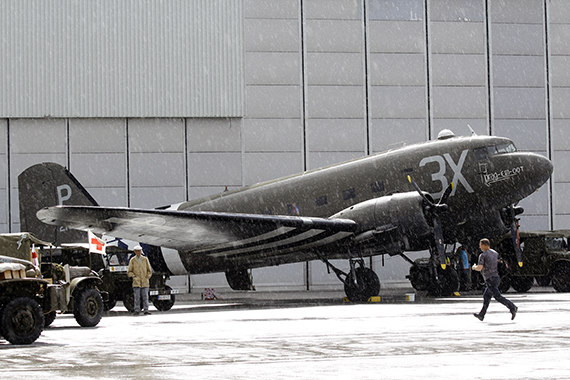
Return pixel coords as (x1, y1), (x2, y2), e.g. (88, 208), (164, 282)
(480, 276), (516, 316)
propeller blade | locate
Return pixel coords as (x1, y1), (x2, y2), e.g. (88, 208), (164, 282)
(433, 216), (446, 270)
(407, 175), (435, 206)
(438, 182), (454, 205)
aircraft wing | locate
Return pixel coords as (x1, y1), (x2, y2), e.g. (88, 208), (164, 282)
(36, 206), (358, 254)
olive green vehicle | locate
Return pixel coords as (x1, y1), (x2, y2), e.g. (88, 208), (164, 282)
(0, 233), (105, 336)
(40, 243), (177, 312)
(0, 255), (45, 344)
(492, 230), (570, 293)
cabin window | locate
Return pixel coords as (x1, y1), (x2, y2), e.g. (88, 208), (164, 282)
(371, 181), (385, 193)
(474, 147), (488, 161)
(315, 195), (328, 207)
(342, 188), (356, 200)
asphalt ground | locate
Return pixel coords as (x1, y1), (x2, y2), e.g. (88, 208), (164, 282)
(1, 287), (569, 379)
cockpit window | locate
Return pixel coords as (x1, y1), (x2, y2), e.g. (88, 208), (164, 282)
(474, 142), (517, 161)
(496, 143), (517, 154)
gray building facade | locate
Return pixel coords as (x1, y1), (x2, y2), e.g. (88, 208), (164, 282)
(0, 0), (567, 290)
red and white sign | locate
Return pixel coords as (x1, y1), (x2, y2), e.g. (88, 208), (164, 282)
(88, 230), (106, 255)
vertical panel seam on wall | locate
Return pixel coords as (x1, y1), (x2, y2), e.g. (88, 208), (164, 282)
(485, 0), (493, 135)
(184, 118), (189, 201)
(424, 0), (432, 140)
(126, 118), (130, 207)
(300, 0), (308, 172)
(66, 118), (70, 170)
(6, 119), (10, 232)
(362, 0), (370, 156)
(543, 0), (554, 229)
(299, 0), (309, 289)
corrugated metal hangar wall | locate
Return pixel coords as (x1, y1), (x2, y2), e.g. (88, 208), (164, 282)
(0, 0), (568, 290)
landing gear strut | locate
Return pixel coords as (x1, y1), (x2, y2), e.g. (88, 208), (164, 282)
(319, 255), (380, 302)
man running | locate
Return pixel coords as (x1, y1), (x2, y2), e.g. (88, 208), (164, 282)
(472, 238), (518, 321)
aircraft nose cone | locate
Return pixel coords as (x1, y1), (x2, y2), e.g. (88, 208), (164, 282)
(529, 153), (553, 185)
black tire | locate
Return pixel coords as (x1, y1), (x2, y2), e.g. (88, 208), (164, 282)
(552, 263), (570, 292)
(344, 267), (380, 302)
(0, 297), (44, 345)
(511, 276), (534, 293)
(123, 291), (134, 312)
(439, 267), (460, 296)
(152, 285), (176, 311)
(535, 275), (551, 287)
(408, 264), (430, 291)
(104, 295), (117, 311)
(73, 288), (103, 327)
(499, 275), (511, 293)
(44, 311), (57, 327)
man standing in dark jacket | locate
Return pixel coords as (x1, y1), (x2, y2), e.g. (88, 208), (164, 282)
(472, 238), (518, 321)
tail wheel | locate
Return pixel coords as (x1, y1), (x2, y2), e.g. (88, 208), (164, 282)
(344, 267), (380, 302)
(74, 288), (103, 327)
(0, 297), (44, 345)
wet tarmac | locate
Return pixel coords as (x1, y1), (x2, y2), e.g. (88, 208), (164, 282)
(1, 289), (569, 379)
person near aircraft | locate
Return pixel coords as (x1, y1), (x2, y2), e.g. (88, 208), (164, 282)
(456, 245), (471, 290)
(472, 238), (517, 321)
(127, 245), (153, 315)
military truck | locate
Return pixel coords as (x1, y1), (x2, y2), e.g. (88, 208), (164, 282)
(0, 256), (45, 344)
(40, 243), (177, 312)
(0, 233), (105, 331)
(493, 230), (570, 293)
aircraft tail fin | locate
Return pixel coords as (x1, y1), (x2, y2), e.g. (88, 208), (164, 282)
(18, 162), (98, 245)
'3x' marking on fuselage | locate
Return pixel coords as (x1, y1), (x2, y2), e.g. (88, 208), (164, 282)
(419, 149), (474, 197)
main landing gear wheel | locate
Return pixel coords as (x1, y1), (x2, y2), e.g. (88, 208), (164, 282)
(344, 267), (380, 302)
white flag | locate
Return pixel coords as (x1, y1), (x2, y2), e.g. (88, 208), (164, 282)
(88, 230), (106, 255)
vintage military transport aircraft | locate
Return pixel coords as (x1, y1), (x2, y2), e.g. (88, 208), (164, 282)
(21, 130), (553, 301)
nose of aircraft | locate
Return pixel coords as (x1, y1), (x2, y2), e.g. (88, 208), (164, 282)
(483, 152), (553, 205)
(509, 152), (553, 200)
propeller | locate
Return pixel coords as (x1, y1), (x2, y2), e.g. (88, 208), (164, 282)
(408, 176), (453, 270)
(503, 205), (524, 267)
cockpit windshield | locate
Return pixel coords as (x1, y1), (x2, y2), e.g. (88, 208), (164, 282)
(474, 142), (517, 161)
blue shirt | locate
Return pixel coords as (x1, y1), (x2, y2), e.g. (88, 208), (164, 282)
(478, 248), (500, 280)
(459, 249), (469, 270)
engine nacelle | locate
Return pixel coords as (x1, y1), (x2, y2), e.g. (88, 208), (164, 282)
(331, 192), (432, 250)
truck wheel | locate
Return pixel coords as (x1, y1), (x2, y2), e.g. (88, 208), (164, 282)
(152, 285), (176, 311)
(123, 292), (134, 312)
(44, 311), (57, 327)
(552, 263), (570, 292)
(74, 288), (103, 327)
(105, 295), (117, 311)
(0, 297), (44, 345)
(511, 276), (534, 293)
